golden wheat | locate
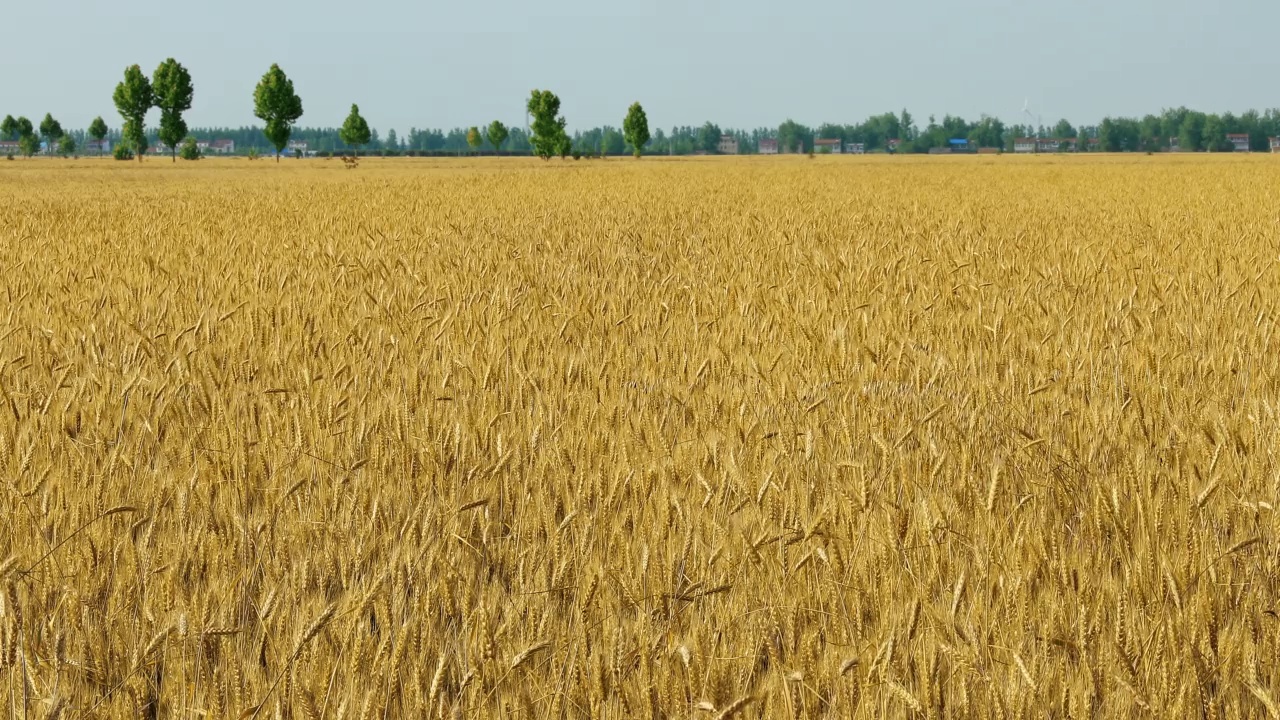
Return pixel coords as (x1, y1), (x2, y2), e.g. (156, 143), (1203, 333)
(0, 153), (1278, 717)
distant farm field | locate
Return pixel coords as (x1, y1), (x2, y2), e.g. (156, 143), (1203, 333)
(2, 154), (1280, 717)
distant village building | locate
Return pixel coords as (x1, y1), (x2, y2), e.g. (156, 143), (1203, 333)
(1013, 137), (1079, 153)
(758, 138), (779, 155)
(0, 140), (21, 154)
(1168, 136), (1181, 152)
(814, 138), (843, 154)
(164, 139), (234, 154)
(1271, 137), (1280, 153)
(1227, 134), (1250, 152)
(845, 142), (865, 154)
(887, 138), (901, 152)
(83, 139), (111, 153)
(717, 135), (739, 154)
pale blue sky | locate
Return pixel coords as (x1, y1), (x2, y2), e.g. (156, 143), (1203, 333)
(3, 0), (1278, 134)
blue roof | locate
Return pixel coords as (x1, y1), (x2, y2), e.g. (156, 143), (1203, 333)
(948, 139), (969, 145)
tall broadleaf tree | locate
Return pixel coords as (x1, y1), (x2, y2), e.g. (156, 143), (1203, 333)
(466, 127), (482, 152)
(486, 121), (508, 153)
(88, 117), (108, 155)
(0, 116), (16, 141)
(16, 117), (38, 157)
(527, 90), (568, 160)
(253, 64), (304, 162)
(113, 65), (154, 161)
(339, 104), (371, 157)
(153, 59), (194, 162)
(39, 114), (64, 156)
(623, 102), (650, 158)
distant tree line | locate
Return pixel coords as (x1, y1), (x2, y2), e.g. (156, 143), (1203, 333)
(5, 60), (1280, 158)
(14, 107), (1280, 159)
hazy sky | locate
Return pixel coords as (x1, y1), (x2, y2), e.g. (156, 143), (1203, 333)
(4, 0), (1279, 134)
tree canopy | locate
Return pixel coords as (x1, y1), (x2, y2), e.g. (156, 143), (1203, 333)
(112, 65), (153, 160)
(253, 64), (304, 162)
(40, 114), (64, 153)
(88, 117), (108, 142)
(340, 104), (372, 153)
(623, 103), (650, 158)
(486, 121), (509, 152)
(527, 90), (568, 160)
(153, 58), (195, 161)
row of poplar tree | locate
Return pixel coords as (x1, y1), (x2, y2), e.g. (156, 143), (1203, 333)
(2, 60), (652, 162)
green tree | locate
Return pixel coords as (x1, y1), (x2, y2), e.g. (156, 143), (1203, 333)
(113, 64), (154, 161)
(1178, 113), (1206, 152)
(58, 135), (76, 157)
(384, 128), (398, 151)
(486, 120), (509, 153)
(39, 114), (64, 155)
(968, 115), (1006, 149)
(601, 127), (625, 156)
(466, 126), (482, 152)
(0, 115), (16, 141)
(122, 119), (148, 156)
(1099, 118), (1120, 152)
(1051, 118), (1075, 140)
(898, 109), (915, 141)
(340, 104), (372, 156)
(12, 117), (37, 157)
(153, 58), (195, 162)
(15, 117), (34, 140)
(697, 122), (722, 153)
(778, 119), (812, 153)
(179, 136), (201, 160)
(527, 89), (568, 160)
(18, 132), (40, 158)
(253, 64), (304, 162)
(88, 116), (108, 155)
(1139, 114), (1163, 151)
(622, 102), (649, 158)
(1202, 114), (1227, 152)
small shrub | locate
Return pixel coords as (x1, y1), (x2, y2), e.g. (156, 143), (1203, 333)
(179, 137), (202, 161)
(248, 148), (260, 161)
(113, 144), (134, 161)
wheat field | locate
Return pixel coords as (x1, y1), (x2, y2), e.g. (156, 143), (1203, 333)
(1, 154), (1279, 718)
